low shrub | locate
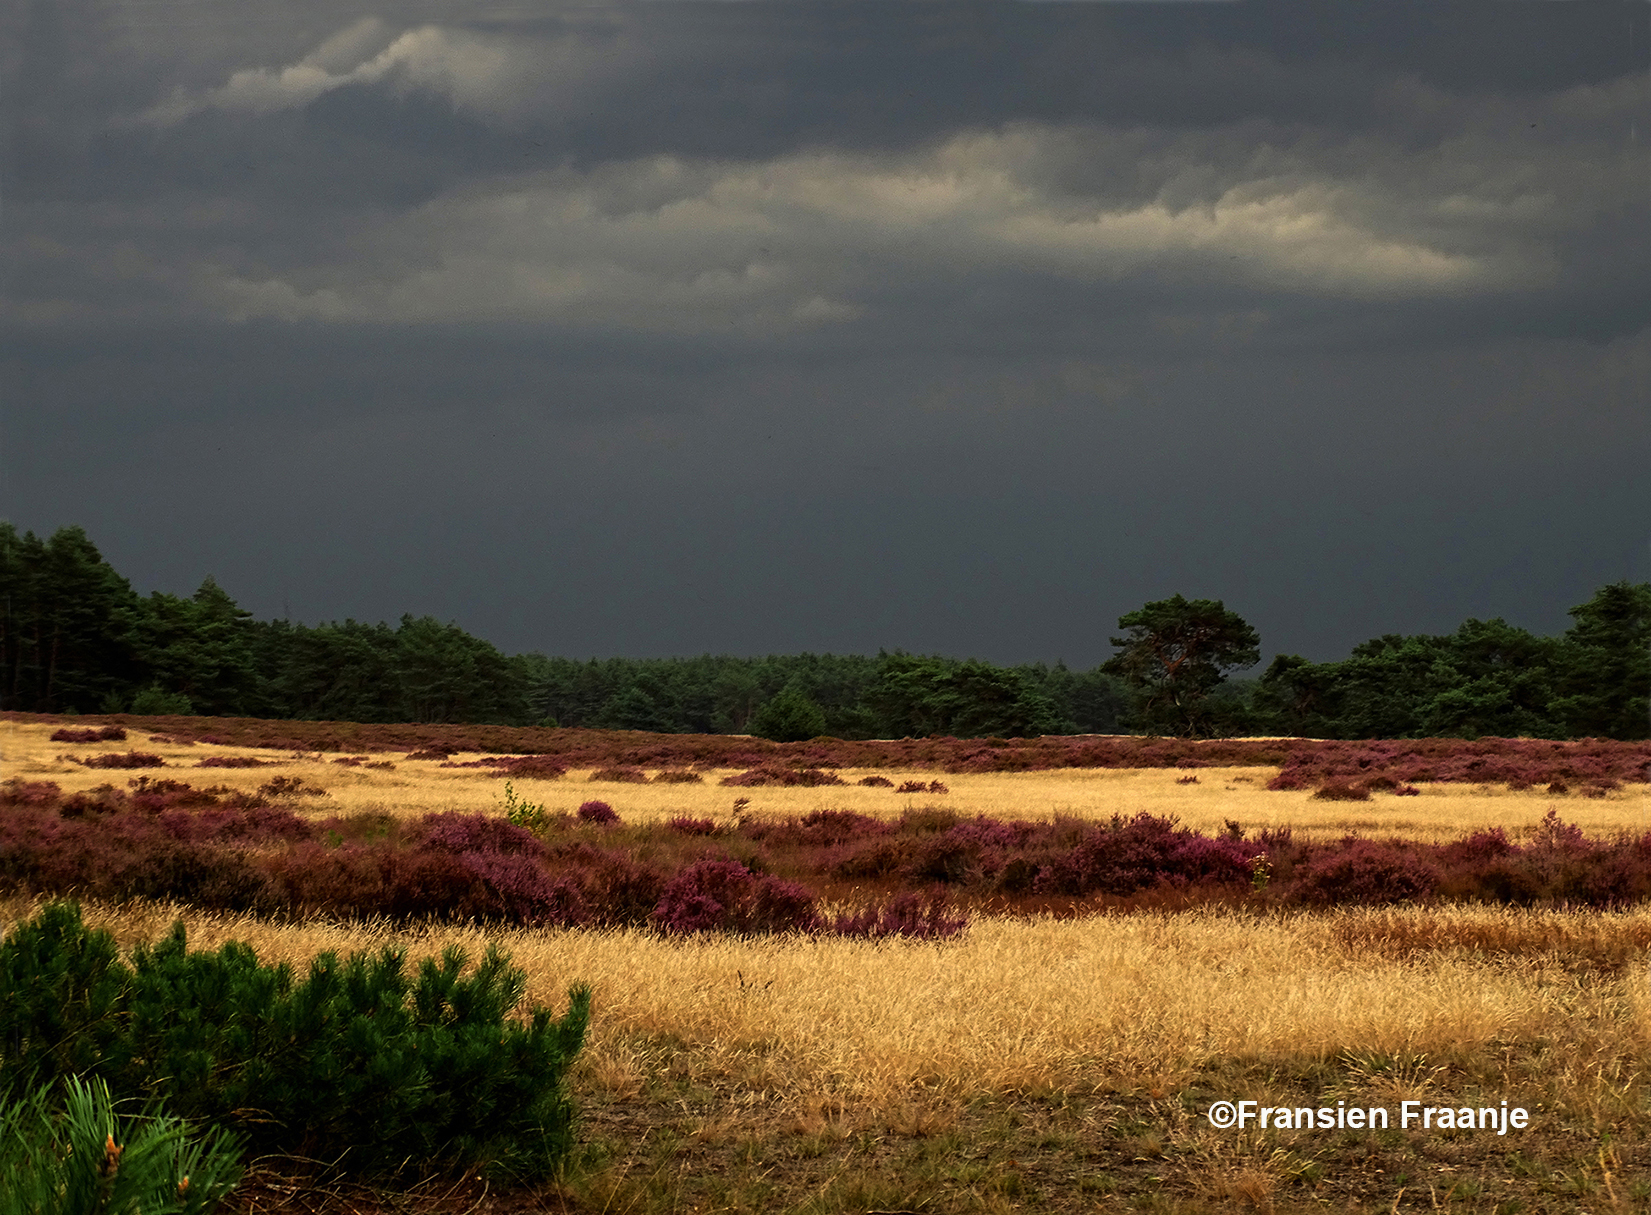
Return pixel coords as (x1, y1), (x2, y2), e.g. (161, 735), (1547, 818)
(256, 775), (326, 800)
(0, 903), (591, 1179)
(1311, 781), (1371, 802)
(499, 781), (551, 834)
(48, 726), (127, 743)
(857, 775), (895, 788)
(721, 766), (845, 788)
(0, 779), (64, 809)
(668, 816), (718, 835)
(653, 769), (703, 784)
(417, 810), (545, 857)
(77, 751), (167, 770)
(577, 800), (620, 826)
(126, 777), (220, 812)
(1289, 839), (1440, 905)
(831, 837), (911, 880)
(1033, 814), (1252, 896)
(195, 755), (270, 768)
(651, 860), (820, 935)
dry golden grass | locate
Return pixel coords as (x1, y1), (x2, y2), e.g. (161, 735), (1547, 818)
(12, 893), (1647, 1126)
(7, 719), (1648, 843)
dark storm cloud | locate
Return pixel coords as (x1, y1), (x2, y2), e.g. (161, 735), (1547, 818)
(3, 1), (1648, 664)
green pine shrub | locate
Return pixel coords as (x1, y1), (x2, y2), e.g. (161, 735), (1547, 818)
(0, 904), (591, 1180)
(0, 1074), (243, 1215)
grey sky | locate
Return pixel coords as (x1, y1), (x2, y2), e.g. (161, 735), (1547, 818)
(4, 0), (1648, 668)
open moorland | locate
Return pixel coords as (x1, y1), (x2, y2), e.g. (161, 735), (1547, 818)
(4, 713), (1651, 1213)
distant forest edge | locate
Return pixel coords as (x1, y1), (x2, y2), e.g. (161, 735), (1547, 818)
(2, 524), (1647, 741)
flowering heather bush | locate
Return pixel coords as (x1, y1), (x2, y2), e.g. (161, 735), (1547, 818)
(76, 751), (166, 770)
(0, 808), (274, 911)
(61, 785), (128, 816)
(577, 800), (620, 826)
(49, 726), (126, 743)
(858, 775), (895, 788)
(721, 766), (845, 788)
(904, 832), (988, 884)
(896, 780), (930, 794)
(196, 755), (272, 768)
(578, 851), (668, 924)
(333, 755), (369, 766)
(800, 808), (892, 843)
(1312, 781), (1372, 802)
(257, 775), (327, 800)
(0, 779), (63, 808)
(1291, 839), (1441, 906)
(125, 776), (220, 812)
(651, 859), (821, 935)
(416, 811), (545, 857)
(1034, 814), (1254, 896)
(653, 768), (703, 783)
(668, 816), (718, 835)
(830, 838), (912, 880)
(405, 748), (454, 761)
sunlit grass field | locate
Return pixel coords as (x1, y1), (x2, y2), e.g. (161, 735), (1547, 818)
(7, 717), (1651, 1211)
(7, 719), (1648, 844)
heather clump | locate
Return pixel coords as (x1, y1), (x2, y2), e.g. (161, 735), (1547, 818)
(416, 810), (545, 856)
(1311, 781), (1371, 801)
(744, 808), (892, 848)
(1033, 813), (1253, 896)
(721, 766), (846, 788)
(0, 779), (65, 809)
(667, 816), (718, 835)
(256, 774), (328, 801)
(1291, 838), (1441, 906)
(126, 776), (220, 812)
(577, 799), (621, 826)
(652, 859), (821, 935)
(49, 725), (127, 743)
(75, 750), (167, 770)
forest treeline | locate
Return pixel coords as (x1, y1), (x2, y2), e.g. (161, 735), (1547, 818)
(1, 524), (1646, 740)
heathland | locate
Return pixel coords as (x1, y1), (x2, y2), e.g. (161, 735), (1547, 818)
(4, 714), (1651, 1212)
